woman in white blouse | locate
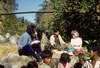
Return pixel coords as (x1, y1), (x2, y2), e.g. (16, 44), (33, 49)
(71, 30), (83, 56)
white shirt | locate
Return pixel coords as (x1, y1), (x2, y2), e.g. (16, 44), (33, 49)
(50, 35), (65, 45)
(71, 37), (82, 49)
(83, 59), (100, 68)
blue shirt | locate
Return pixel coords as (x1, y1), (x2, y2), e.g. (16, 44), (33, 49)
(18, 32), (32, 49)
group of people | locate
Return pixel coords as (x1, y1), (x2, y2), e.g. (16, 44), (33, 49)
(17, 23), (100, 68)
(49, 29), (82, 56)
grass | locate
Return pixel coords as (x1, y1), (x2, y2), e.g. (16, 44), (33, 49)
(0, 44), (18, 59)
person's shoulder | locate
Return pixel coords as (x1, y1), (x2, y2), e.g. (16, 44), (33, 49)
(50, 35), (54, 38)
(71, 38), (74, 41)
(21, 32), (27, 35)
(20, 32), (30, 38)
(78, 37), (82, 39)
(23, 32), (30, 36)
(77, 37), (82, 40)
(58, 35), (61, 36)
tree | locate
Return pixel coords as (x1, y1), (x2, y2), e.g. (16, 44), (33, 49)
(0, 0), (30, 35)
(36, 0), (100, 43)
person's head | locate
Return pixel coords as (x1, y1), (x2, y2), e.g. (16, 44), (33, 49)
(0, 64), (4, 68)
(53, 29), (59, 36)
(87, 43), (99, 58)
(27, 61), (38, 68)
(40, 50), (53, 64)
(71, 30), (79, 38)
(21, 66), (27, 68)
(60, 53), (71, 64)
(74, 62), (82, 68)
(26, 23), (36, 34)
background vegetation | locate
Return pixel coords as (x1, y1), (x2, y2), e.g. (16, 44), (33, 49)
(0, 0), (100, 45)
(35, 0), (100, 45)
(0, 0), (30, 35)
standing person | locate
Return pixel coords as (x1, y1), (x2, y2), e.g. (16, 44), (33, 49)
(40, 50), (53, 68)
(83, 43), (100, 68)
(71, 30), (83, 56)
(50, 29), (67, 51)
(58, 53), (71, 68)
(18, 23), (42, 62)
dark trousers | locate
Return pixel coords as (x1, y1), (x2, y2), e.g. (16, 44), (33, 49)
(18, 44), (41, 61)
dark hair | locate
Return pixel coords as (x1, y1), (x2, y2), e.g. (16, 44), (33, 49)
(27, 61), (38, 68)
(60, 53), (71, 64)
(40, 50), (53, 59)
(74, 62), (82, 68)
(36, 28), (42, 40)
(87, 43), (99, 53)
(0, 65), (4, 68)
(26, 23), (36, 34)
(53, 29), (59, 33)
(21, 66), (27, 68)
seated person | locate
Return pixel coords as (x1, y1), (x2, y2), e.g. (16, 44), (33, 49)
(50, 29), (67, 51)
(71, 30), (83, 56)
(18, 24), (42, 62)
(40, 50), (53, 68)
(58, 53), (71, 68)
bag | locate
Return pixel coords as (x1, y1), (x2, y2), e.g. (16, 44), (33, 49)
(67, 45), (74, 52)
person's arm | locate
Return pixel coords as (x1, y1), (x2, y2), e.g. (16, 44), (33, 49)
(71, 39), (75, 49)
(18, 33), (30, 49)
(79, 38), (82, 49)
(59, 35), (65, 44)
(50, 35), (55, 46)
(31, 40), (40, 44)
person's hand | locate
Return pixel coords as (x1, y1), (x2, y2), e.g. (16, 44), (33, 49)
(76, 49), (80, 51)
(31, 40), (40, 44)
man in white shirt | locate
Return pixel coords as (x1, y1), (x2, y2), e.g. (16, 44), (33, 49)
(83, 43), (100, 68)
(50, 29), (67, 51)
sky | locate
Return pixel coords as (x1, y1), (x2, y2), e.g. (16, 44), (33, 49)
(15, 0), (44, 23)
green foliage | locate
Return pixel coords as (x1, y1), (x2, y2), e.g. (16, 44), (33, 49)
(36, 23), (46, 32)
(2, 16), (28, 35)
(49, 0), (100, 42)
(35, 0), (100, 44)
(0, 0), (30, 35)
(0, 0), (17, 13)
